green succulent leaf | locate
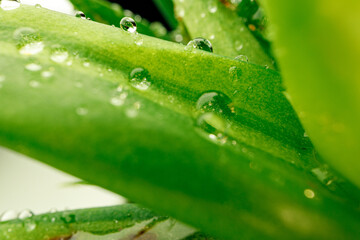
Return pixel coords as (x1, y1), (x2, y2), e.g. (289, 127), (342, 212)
(0, 204), (207, 240)
(1, 5), (360, 240)
(262, 0), (360, 187)
(173, 0), (274, 68)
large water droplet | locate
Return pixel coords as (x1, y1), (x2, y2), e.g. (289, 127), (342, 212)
(1, 210), (17, 222)
(196, 91), (234, 115)
(186, 38), (213, 53)
(19, 41), (44, 56)
(0, 0), (20, 11)
(196, 112), (229, 144)
(129, 68), (151, 91)
(120, 17), (137, 33)
(50, 45), (69, 63)
(75, 11), (86, 19)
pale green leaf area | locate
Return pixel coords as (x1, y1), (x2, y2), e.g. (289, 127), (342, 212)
(0, 4), (360, 240)
(173, 0), (274, 68)
(263, 0), (360, 187)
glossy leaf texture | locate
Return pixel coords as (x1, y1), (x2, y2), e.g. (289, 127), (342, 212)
(0, 204), (208, 240)
(173, 0), (274, 68)
(262, 0), (360, 187)
(1, 5), (360, 240)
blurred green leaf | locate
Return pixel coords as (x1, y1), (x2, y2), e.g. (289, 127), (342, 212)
(0, 5), (360, 240)
(153, 0), (178, 29)
(262, 0), (360, 187)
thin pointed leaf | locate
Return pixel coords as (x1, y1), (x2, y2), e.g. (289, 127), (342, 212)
(1, 5), (360, 240)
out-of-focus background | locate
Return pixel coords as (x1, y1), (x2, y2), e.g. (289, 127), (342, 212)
(0, 0), (125, 216)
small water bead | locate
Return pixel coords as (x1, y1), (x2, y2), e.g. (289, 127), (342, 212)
(76, 107), (88, 116)
(75, 11), (86, 19)
(129, 68), (151, 91)
(304, 189), (315, 199)
(50, 45), (69, 63)
(235, 55), (249, 62)
(0, 0), (21, 11)
(25, 63), (42, 71)
(35, 3), (41, 8)
(18, 209), (34, 220)
(186, 38), (213, 53)
(196, 91), (234, 115)
(1, 210), (17, 222)
(120, 17), (137, 33)
(196, 112), (229, 144)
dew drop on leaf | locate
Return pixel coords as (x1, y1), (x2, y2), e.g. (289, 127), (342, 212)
(304, 189), (315, 199)
(13, 27), (44, 56)
(186, 38), (213, 53)
(34, 3), (41, 8)
(75, 11), (86, 19)
(120, 17), (137, 33)
(235, 55), (249, 62)
(0, 0), (20, 11)
(50, 45), (69, 63)
(196, 91), (234, 115)
(25, 63), (42, 71)
(129, 68), (151, 91)
(0, 210), (17, 222)
(18, 209), (34, 220)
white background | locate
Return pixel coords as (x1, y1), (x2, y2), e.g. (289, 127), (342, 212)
(0, 0), (125, 216)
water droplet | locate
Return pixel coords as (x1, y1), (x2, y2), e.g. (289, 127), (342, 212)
(175, 6), (185, 18)
(19, 41), (44, 56)
(29, 80), (40, 88)
(24, 218), (37, 232)
(129, 68), (151, 91)
(120, 17), (137, 33)
(235, 41), (243, 51)
(50, 45), (69, 63)
(13, 27), (44, 56)
(35, 3), (41, 8)
(200, 13), (206, 18)
(0, 75), (6, 82)
(196, 112), (229, 144)
(76, 107), (88, 116)
(1, 210), (17, 222)
(110, 92), (128, 107)
(304, 189), (315, 199)
(83, 60), (90, 67)
(208, 3), (218, 13)
(41, 70), (54, 78)
(186, 38), (213, 53)
(18, 210), (34, 220)
(0, 0), (20, 11)
(235, 55), (249, 62)
(134, 34), (143, 46)
(229, 66), (242, 82)
(75, 11), (86, 19)
(25, 63), (42, 71)
(196, 91), (234, 115)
